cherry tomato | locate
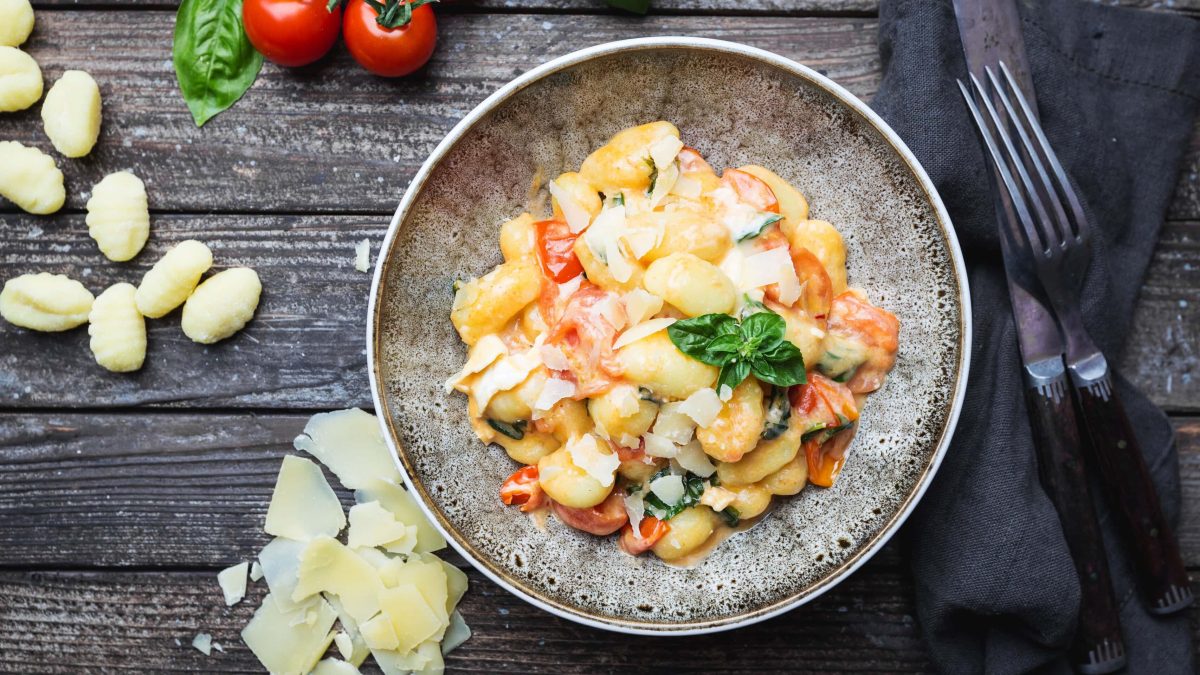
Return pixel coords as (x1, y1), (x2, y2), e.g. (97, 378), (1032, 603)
(677, 146), (713, 174)
(791, 373), (860, 487)
(722, 168), (780, 213)
(545, 282), (623, 397)
(619, 516), (670, 555)
(343, 0), (437, 77)
(827, 291), (901, 394)
(551, 492), (628, 535)
(499, 465), (545, 512)
(804, 426), (856, 488)
(534, 218), (583, 283)
(243, 0), (342, 67)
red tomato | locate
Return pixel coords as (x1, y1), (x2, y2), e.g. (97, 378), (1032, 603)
(552, 492), (628, 535)
(804, 426), (857, 488)
(545, 282), (623, 397)
(619, 516), (670, 555)
(534, 218), (583, 283)
(721, 168), (780, 213)
(791, 373), (860, 488)
(827, 291), (900, 394)
(243, 0), (342, 67)
(677, 146), (714, 174)
(343, 0), (437, 77)
(499, 466), (545, 513)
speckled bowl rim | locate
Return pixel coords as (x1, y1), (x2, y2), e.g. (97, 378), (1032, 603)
(368, 37), (972, 636)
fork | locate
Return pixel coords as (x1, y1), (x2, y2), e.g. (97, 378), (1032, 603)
(964, 63), (1193, 616)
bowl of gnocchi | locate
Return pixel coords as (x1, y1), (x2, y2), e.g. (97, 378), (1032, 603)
(368, 37), (971, 634)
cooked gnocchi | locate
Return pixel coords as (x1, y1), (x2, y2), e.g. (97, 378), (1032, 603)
(181, 267), (261, 344)
(88, 282), (146, 372)
(135, 239), (213, 318)
(446, 122), (900, 562)
(41, 70), (102, 158)
(0, 272), (93, 331)
(0, 46), (40, 112)
(0, 0), (34, 47)
(0, 141), (64, 214)
(86, 171), (149, 261)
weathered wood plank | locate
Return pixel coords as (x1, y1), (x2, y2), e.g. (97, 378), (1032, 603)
(0, 563), (930, 673)
(0, 412), (1196, 568)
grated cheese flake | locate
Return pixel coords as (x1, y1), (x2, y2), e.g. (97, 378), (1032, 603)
(378, 584), (445, 654)
(538, 343), (570, 371)
(312, 658), (363, 675)
(347, 501), (417, 551)
(642, 431), (678, 459)
(334, 632), (356, 661)
(249, 561), (264, 582)
(675, 439), (717, 478)
(648, 135), (684, 169)
(241, 592), (337, 674)
(292, 536), (387, 623)
(442, 611), (472, 655)
(648, 160), (679, 209)
(470, 347), (541, 412)
(623, 228), (658, 260)
(532, 377), (576, 419)
(741, 246), (801, 305)
(649, 473), (685, 505)
(623, 288), (664, 325)
(192, 632), (213, 656)
(678, 388), (724, 427)
(623, 491), (645, 538)
(565, 434), (619, 487)
(548, 180), (592, 233)
(652, 402), (696, 445)
(354, 239), (370, 273)
(354, 479), (447, 553)
(257, 537), (320, 615)
(217, 561), (249, 606)
(613, 317), (676, 350)
(610, 384), (641, 417)
(293, 408), (402, 489)
(605, 236), (634, 283)
(444, 334), (507, 392)
(595, 294), (627, 331)
(263, 455), (346, 541)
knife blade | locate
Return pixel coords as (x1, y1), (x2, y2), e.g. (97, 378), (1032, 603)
(952, 1), (1127, 672)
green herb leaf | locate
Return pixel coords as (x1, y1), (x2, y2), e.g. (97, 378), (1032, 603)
(606, 0), (651, 13)
(173, 0), (263, 127)
(761, 386), (791, 439)
(717, 359), (751, 394)
(719, 506), (741, 527)
(740, 311), (785, 348)
(487, 419), (527, 440)
(737, 294), (768, 319)
(750, 347), (807, 387)
(668, 314), (738, 365)
(668, 309), (806, 389)
(801, 415), (853, 444)
(641, 469), (707, 521)
(645, 157), (659, 194)
(706, 333), (743, 356)
(736, 213), (784, 242)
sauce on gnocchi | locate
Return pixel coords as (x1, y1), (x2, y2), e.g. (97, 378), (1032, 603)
(446, 122), (899, 563)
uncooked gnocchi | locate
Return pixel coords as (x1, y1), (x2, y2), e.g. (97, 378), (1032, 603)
(0, 46), (40, 111)
(0, 0), (34, 47)
(88, 282), (146, 372)
(0, 141), (64, 214)
(181, 267), (261, 344)
(41, 70), (102, 158)
(85, 171), (150, 261)
(135, 239), (213, 318)
(0, 272), (93, 331)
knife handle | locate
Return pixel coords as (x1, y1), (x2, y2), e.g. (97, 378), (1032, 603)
(1069, 355), (1193, 616)
(1024, 361), (1126, 674)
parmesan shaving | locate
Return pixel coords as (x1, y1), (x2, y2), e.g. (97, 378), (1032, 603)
(605, 236), (634, 283)
(623, 229), (658, 260)
(241, 592), (337, 675)
(649, 473), (685, 505)
(538, 343), (570, 371)
(742, 246), (801, 305)
(623, 288), (664, 325)
(648, 135), (684, 169)
(293, 408), (402, 489)
(444, 334), (507, 392)
(354, 479), (447, 553)
(700, 485), (737, 511)
(623, 491), (645, 538)
(292, 536), (386, 623)
(610, 384), (641, 417)
(648, 160), (679, 209)
(347, 501), (418, 551)
(612, 317), (676, 350)
(217, 561), (249, 606)
(378, 584), (445, 654)
(354, 238), (370, 273)
(652, 402), (696, 445)
(313, 659), (363, 675)
(249, 561), (263, 582)
(470, 348), (541, 412)
(532, 377), (576, 419)
(258, 537), (319, 615)
(192, 632), (213, 656)
(718, 384), (734, 402)
(642, 431), (678, 458)
(565, 434), (619, 487)
(678, 388), (723, 427)
(675, 439), (717, 478)
(595, 294), (627, 331)
(583, 204), (626, 261)
(443, 611), (472, 655)
(263, 455), (346, 541)
(334, 632), (356, 661)
(548, 179), (592, 233)
(558, 274), (582, 300)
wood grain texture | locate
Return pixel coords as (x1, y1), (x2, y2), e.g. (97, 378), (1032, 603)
(0, 222), (1196, 411)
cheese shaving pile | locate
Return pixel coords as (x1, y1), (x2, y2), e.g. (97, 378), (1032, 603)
(223, 408), (470, 674)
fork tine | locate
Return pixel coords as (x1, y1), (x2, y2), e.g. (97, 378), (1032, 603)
(997, 62), (1090, 244)
(985, 65), (1072, 253)
(967, 72), (1056, 257)
(956, 76), (1043, 256)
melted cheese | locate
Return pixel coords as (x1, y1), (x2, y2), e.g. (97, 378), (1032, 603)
(293, 408), (402, 489)
(263, 455), (346, 541)
(565, 434), (619, 487)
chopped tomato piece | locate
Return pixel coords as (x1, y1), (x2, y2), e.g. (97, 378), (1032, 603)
(534, 218), (583, 283)
(804, 425), (857, 488)
(545, 281), (623, 397)
(762, 242), (832, 320)
(619, 515), (670, 555)
(677, 146), (714, 174)
(499, 465), (545, 512)
(721, 168), (780, 213)
(551, 492), (628, 535)
(611, 437), (645, 462)
(826, 291), (900, 394)
(791, 373), (860, 487)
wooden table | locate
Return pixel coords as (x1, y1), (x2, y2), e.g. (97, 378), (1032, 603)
(1, 1), (1197, 671)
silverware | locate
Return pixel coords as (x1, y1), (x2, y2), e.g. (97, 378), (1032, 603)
(963, 63), (1194, 619)
(952, 2), (1127, 671)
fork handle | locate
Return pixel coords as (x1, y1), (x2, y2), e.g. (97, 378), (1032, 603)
(1024, 361), (1125, 673)
(1069, 355), (1194, 615)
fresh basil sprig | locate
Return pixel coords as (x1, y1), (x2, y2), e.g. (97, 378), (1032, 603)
(173, 0), (263, 127)
(667, 309), (807, 394)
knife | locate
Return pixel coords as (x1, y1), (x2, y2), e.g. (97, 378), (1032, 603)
(952, 1), (1126, 672)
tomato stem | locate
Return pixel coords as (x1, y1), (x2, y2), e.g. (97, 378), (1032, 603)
(363, 0), (436, 29)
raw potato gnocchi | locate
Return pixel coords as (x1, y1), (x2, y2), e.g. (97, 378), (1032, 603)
(86, 171), (150, 261)
(135, 239), (213, 318)
(0, 141), (64, 214)
(181, 267), (262, 344)
(0, 46), (40, 112)
(41, 70), (102, 158)
(88, 282), (146, 372)
(0, 272), (93, 331)
(0, 0), (34, 47)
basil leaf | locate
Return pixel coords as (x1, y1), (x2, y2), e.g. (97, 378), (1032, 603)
(750, 348), (806, 387)
(735, 213), (785, 242)
(719, 506), (741, 527)
(801, 416), (853, 444)
(487, 419), (527, 440)
(173, 0), (263, 127)
(740, 310), (786, 347)
(761, 386), (791, 439)
(706, 333), (743, 356)
(717, 359), (751, 394)
(668, 314), (738, 365)
(642, 469), (708, 521)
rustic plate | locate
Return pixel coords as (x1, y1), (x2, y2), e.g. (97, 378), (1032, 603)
(368, 37), (970, 635)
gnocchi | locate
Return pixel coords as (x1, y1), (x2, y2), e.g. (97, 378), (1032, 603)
(135, 240), (213, 318)
(0, 0), (34, 47)
(86, 171), (150, 261)
(0, 272), (92, 331)
(0, 46), (40, 112)
(181, 267), (262, 344)
(446, 122), (899, 562)
(0, 141), (63, 215)
(88, 282), (146, 372)
(41, 70), (102, 158)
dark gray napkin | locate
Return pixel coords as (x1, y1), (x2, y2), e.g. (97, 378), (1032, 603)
(871, 0), (1200, 672)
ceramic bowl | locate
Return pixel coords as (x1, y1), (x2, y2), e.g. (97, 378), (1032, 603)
(368, 37), (971, 634)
